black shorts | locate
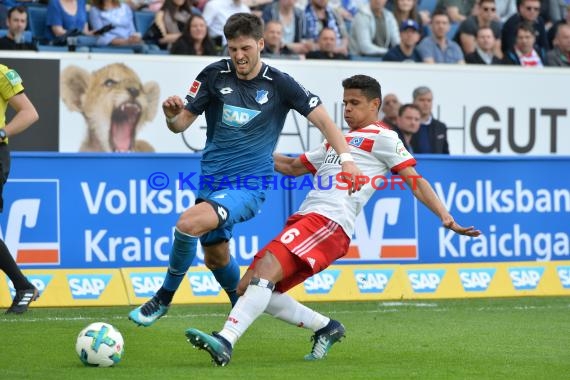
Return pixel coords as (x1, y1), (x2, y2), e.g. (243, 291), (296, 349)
(0, 144), (10, 213)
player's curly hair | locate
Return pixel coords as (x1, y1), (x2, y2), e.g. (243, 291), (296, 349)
(224, 13), (264, 41)
(342, 75), (382, 104)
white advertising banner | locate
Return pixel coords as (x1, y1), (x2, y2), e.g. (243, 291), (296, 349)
(56, 54), (569, 155)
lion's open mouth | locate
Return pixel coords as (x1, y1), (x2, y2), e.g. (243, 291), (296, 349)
(110, 101), (142, 152)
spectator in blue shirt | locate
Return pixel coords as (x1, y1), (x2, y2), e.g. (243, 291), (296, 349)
(45, 0), (96, 46)
(384, 19), (423, 62)
(418, 10), (465, 63)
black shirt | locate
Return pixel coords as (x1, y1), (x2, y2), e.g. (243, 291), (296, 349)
(0, 36), (36, 51)
(306, 51), (349, 60)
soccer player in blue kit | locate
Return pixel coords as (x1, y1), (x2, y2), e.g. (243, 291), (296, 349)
(128, 13), (362, 327)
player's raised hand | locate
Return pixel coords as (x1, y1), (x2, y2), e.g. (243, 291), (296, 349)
(162, 96), (184, 118)
(442, 216), (482, 237)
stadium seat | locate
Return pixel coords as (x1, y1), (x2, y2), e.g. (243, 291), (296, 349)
(418, 0), (438, 14)
(27, 6), (48, 42)
(36, 44), (68, 52)
(447, 22), (460, 40)
(133, 11), (155, 36)
(0, 29), (33, 42)
(349, 55), (383, 62)
(90, 46), (136, 54)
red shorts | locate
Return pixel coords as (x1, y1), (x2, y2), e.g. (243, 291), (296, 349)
(249, 213), (350, 293)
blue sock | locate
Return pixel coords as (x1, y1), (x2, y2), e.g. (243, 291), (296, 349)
(159, 228), (197, 304)
(211, 255), (240, 307)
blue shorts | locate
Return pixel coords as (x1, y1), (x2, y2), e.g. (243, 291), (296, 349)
(197, 186), (266, 246)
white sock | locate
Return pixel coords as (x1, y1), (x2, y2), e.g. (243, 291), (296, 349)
(217, 281), (272, 347)
(265, 291), (330, 332)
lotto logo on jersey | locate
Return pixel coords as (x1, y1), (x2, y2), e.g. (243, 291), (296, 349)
(407, 269), (445, 293)
(8, 274), (52, 298)
(67, 274), (112, 299)
(557, 266), (570, 289)
(346, 196), (418, 261)
(188, 272), (222, 296)
(0, 180), (60, 265)
(303, 270), (340, 294)
(353, 269), (394, 293)
(458, 268), (496, 292)
(508, 267), (544, 290)
(129, 273), (165, 297)
(222, 104), (261, 127)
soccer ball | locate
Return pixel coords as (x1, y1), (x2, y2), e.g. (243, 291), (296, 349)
(75, 322), (124, 367)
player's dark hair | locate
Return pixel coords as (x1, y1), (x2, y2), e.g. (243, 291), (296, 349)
(342, 75), (382, 103)
(398, 103), (421, 117)
(224, 13), (264, 41)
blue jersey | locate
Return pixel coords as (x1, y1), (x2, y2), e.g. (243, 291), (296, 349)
(185, 59), (322, 183)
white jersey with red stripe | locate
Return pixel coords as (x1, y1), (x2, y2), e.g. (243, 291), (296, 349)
(298, 121), (416, 236)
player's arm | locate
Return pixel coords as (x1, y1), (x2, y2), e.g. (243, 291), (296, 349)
(6, 92), (39, 137)
(307, 105), (362, 193)
(398, 166), (481, 237)
(163, 95), (198, 133)
(273, 153), (310, 177)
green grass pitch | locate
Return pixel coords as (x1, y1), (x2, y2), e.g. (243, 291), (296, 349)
(1, 297), (568, 380)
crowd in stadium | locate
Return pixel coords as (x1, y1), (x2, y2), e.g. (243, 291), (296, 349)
(0, 0), (568, 65)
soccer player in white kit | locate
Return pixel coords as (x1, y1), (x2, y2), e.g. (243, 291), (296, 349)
(185, 74), (481, 366)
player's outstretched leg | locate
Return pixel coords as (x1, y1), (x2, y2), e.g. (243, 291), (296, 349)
(128, 294), (170, 327)
(6, 287), (39, 314)
(185, 328), (233, 367)
(304, 319), (346, 361)
(128, 228), (197, 327)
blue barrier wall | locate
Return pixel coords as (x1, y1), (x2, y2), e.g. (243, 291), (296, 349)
(2, 153), (568, 269)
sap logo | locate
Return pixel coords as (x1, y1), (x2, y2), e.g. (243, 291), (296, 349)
(0, 180), (60, 265)
(67, 274), (112, 299)
(557, 266), (570, 289)
(188, 272), (222, 296)
(222, 104), (261, 127)
(508, 267), (544, 290)
(354, 269), (393, 293)
(407, 269), (445, 293)
(130, 273), (164, 297)
(459, 268), (496, 292)
(303, 270), (340, 294)
(348, 197), (417, 261)
(8, 274), (52, 298)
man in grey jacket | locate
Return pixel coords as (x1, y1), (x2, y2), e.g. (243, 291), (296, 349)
(349, 0), (399, 57)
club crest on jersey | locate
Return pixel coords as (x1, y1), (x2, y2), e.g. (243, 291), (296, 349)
(348, 137), (364, 147)
(255, 90), (269, 105)
(188, 80), (201, 98)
